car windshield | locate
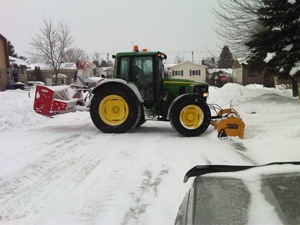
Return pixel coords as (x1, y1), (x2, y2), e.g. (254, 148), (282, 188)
(193, 165), (300, 224)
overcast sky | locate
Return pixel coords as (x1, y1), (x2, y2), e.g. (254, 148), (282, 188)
(1, 0), (221, 63)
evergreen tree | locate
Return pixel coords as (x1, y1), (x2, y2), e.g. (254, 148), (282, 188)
(34, 66), (43, 81)
(100, 60), (108, 67)
(8, 40), (18, 57)
(8, 40), (28, 61)
(217, 46), (234, 68)
(246, 0), (300, 96)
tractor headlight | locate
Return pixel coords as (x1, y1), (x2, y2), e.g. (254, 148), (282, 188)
(203, 92), (209, 97)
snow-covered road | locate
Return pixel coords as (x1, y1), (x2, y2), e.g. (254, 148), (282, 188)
(1, 84), (300, 224)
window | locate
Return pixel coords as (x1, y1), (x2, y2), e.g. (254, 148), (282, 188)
(131, 56), (154, 101)
(190, 70), (201, 76)
(18, 68), (24, 74)
(132, 57), (153, 76)
(158, 59), (164, 79)
(118, 57), (130, 80)
(46, 72), (51, 78)
(248, 70), (260, 77)
(174, 70), (182, 76)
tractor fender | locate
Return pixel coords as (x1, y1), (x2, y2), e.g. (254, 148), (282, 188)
(166, 93), (201, 120)
(91, 79), (144, 103)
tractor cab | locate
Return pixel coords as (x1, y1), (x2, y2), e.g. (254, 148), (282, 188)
(113, 47), (166, 107)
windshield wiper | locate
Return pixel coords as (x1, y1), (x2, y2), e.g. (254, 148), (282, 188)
(184, 161), (300, 183)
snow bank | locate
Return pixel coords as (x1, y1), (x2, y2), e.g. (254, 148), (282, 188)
(1, 83), (299, 135)
(0, 89), (47, 133)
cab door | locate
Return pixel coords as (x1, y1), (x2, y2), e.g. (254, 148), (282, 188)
(130, 56), (154, 103)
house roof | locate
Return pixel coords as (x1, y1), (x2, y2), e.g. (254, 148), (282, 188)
(167, 61), (207, 70)
(208, 68), (233, 75)
(9, 56), (29, 68)
(0, 33), (10, 68)
(52, 73), (68, 78)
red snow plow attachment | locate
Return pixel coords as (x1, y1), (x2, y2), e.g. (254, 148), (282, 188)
(33, 85), (86, 117)
(33, 61), (97, 117)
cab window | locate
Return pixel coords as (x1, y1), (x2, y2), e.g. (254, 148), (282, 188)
(118, 57), (129, 80)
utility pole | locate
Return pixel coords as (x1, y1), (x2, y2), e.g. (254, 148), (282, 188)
(107, 53), (110, 78)
(192, 51), (194, 63)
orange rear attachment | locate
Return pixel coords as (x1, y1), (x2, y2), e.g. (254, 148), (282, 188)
(210, 105), (245, 139)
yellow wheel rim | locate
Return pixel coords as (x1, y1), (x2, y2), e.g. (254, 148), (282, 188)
(99, 95), (129, 126)
(180, 105), (204, 130)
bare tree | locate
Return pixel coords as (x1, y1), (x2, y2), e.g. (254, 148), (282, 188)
(204, 57), (216, 69)
(30, 18), (73, 85)
(64, 48), (89, 62)
(213, 0), (264, 58)
(91, 52), (102, 77)
(174, 53), (185, 64)
(91, 52), (101, 67)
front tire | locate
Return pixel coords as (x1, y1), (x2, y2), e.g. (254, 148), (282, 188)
(90, 84), (141, 133)
(170, 96), (211, 137)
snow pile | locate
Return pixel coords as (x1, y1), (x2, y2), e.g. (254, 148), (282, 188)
(209, 84), (300, 141)
(0, 89), (47, 133)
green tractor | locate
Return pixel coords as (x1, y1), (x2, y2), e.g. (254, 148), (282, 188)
(34, 47), (212, 137)
(89, 48), (211, 137)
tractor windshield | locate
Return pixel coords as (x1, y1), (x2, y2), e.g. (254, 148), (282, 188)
(131, 56), (154, 101)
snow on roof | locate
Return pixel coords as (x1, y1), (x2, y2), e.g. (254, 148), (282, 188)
(9, 56), (29, 68)
(52, 73), (68, 78)
(236, 57), (248, 65)
(165, 61), (207, 70)
(164, 64), (177, 70)
(208, 68), (233, 75)
(167, 61), (207, 70)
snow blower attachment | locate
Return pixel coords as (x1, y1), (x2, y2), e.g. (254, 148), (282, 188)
(33, 62), (96, 117)
(33, 85), (90, 116)
(210, 105), (245, 139)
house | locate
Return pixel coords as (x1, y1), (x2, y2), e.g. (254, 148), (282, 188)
(0, 34), (29, 91)
(9, 56), (29, 86)
(98, 67), (114, 79)
(166, 61), (207, 82)
(28, 63), (76, 86)
(232, 59), (264, 86)
(0, 33), (10, 91)
(28, 63), (96, 86)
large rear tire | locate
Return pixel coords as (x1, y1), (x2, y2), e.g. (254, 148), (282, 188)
(170, 96), (211, 137)
(90, 84), (141, 133)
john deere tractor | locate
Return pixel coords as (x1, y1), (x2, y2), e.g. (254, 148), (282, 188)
(37, 47), (246, 137)
(89, 47), (211, 137)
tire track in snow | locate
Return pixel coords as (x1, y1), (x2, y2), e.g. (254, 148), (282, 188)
(0, 130), (107, 222)
(231, 142), (258, 165)
(122, 167), (169, 225)
(0, 134), (99, 221)
(66, 133), (166, 224)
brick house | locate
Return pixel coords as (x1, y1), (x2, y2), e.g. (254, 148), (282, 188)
(232, 59), (264, 86)
(0, 33), (10, 91)
(9, 56), (29, 85)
